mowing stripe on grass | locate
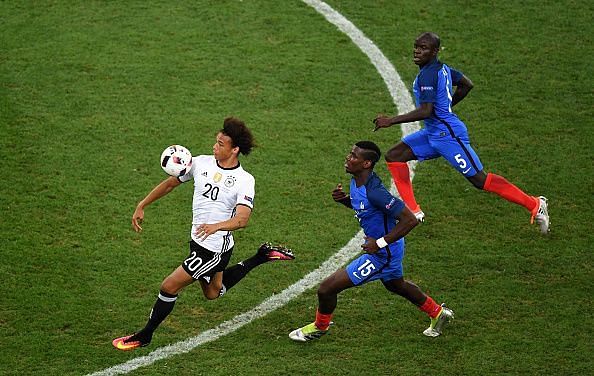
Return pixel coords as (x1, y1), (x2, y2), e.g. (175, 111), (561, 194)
(89, 1), (419, 375)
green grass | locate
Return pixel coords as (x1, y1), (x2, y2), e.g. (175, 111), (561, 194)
(1, 1), (592, 375)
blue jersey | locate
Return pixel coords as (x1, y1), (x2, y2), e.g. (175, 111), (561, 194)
(349, 172), (405, 248)
(346, 172), (406, 284)
(413, 59), (467, 137)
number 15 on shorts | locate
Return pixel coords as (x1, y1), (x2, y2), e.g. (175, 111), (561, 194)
(353, 259), (376, 280)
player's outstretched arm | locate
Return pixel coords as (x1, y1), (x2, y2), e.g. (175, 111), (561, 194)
(132, 176), (181, 232)
(373, 102), (433, 131)
(451, 75), (474, 107)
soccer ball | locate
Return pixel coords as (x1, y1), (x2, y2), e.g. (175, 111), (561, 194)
(160, 145), (193, 177)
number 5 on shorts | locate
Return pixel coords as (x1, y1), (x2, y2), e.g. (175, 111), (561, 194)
(454, 153), (467, 169)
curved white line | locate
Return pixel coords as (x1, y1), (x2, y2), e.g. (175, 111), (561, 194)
(89, 1), (420, 375)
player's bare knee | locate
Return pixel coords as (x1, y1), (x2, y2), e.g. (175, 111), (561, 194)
(384, 149), (399, 162)
(201, 282), (223, 300)
(204, 290), (220, 300)
(317, 282), (335, 300)
(384, 278), (406, 295)
(317, 286), (329, 299)
(160, 279), (179, 295)
(385, 142), (414, 162)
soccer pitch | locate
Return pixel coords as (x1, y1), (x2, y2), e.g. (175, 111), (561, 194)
(1, 1), (592, 375)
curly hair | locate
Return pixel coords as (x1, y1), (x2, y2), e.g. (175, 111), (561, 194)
(220, 117), (255, 155)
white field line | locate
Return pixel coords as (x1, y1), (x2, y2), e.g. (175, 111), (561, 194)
(88, 1), (420, 375)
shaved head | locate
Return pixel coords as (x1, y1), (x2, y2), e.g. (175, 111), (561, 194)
(417, 32), (441, 50)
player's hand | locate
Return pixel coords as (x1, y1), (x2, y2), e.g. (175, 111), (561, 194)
(372, 115), (393, 131)
(132, 206), (144, 233)
(362, 236), (380, 254)
(332, 183), (348, 202)
(195, 223), (219, 241)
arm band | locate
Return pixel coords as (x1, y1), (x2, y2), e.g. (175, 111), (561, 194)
(376, 237), (388, 249)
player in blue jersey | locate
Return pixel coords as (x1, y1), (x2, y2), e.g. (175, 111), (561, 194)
(373, 32), (550, 234)
(289, 141), (453, 341)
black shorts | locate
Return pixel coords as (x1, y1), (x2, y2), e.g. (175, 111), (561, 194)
(181, 240), (233, 280)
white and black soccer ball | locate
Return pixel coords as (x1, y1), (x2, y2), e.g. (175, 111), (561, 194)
(160, 145), (193, 177)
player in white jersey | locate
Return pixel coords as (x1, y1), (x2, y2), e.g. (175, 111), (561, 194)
(113, 117), (295, 351)
(182, 154), (255, 256)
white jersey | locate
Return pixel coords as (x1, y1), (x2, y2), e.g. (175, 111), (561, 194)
(179, 155), (255, 253)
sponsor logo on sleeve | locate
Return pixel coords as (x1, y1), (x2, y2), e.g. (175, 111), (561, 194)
(244, 195), (253, 204)
(386, 197), (397, 209)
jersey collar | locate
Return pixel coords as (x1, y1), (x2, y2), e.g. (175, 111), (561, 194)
(419, 58), (440, 71)
(354, 171), (376, 188)
(216, 160), (241, 170)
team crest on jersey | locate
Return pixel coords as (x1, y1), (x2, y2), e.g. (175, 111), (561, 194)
(224, 176), (236, 187)
(214, 172), (222, 183)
